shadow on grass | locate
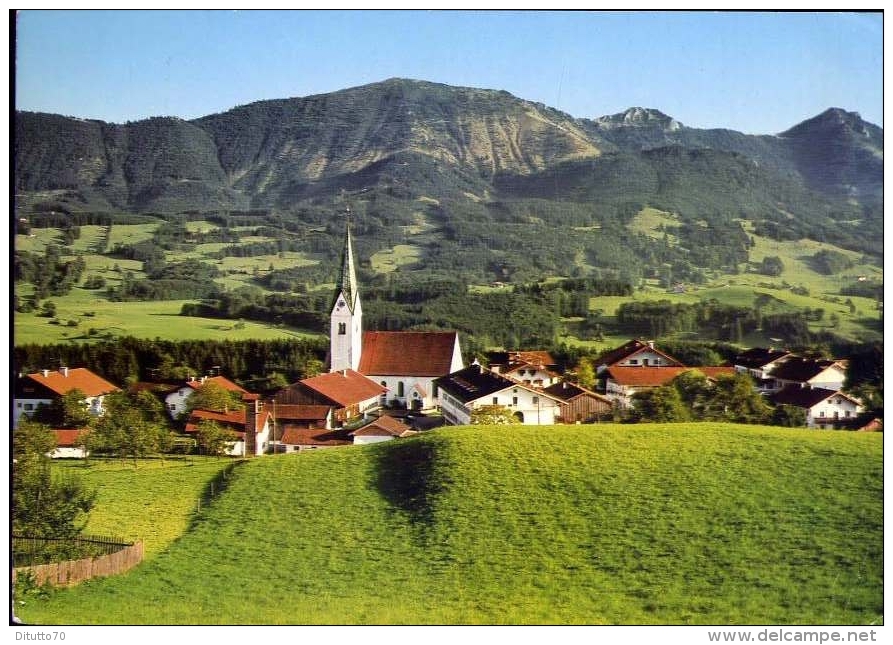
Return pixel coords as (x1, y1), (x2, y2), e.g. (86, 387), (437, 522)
(187, 459), (246, 530)
(373, 439), (440, 527)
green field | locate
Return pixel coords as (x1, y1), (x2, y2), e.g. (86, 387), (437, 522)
(19, 424), (882, 625)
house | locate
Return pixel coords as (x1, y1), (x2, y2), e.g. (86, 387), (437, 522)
(13, 367), (121, 429)
(164, 375), (248, 419)
(328, 221), (465, 408)
(770, 386), (864, 429)
(275, 369), (386, 427)
(486, 350), (561, 388)
(594, 339), (683, 374)
(350, 415), (418, 445)
(733, 347), (795, 391)
(434, 363), (563, 426)
(277, 427), (353, 452)
(359, 331), (464, 410)
(767, 357), (848, 392)
(50, 429), (89, 459)
(542, 381), (613, 423)
(604, 366), (736, 408)
(184, 396), (271, 457)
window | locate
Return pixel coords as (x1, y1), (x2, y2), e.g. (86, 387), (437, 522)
(338, 322), (347, 335)
(397, 382), (405, 397)
(16, 402), (21, 408)
(845, 410), (851, 418)
(628, 359), (638, 365)
(819, 410), (825, 418)
(492, 397), (499, 405)
(532, 396), (539, 405)
(512, 397), (518, 406)
(24, 403), (34, 411)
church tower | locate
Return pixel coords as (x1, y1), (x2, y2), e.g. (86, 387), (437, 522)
(330, 216), (363, 372)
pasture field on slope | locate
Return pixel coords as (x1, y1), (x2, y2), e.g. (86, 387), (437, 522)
(19, 424), (882, 625)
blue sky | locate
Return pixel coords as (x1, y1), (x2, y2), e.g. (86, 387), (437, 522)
(14, 9), (884, 134)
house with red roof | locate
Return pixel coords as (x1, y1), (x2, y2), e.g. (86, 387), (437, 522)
(274, 369), (386, 427)
(14, 367), (121, 429)
(542, 381), (613, 423)
(328, 222), (464, 411)
(49, 428), (90, 459)
(164, 375), (248, 419)
(486, 350), (562, 388)
(183, 396), (271, 456)
(604, 366), (736, 408)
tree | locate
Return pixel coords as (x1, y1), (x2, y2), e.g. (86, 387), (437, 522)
(34, 388), (93, 428)
(195, 419), (237, 456)
(12, 418), (95, 538)
(704, 373), (772, 424)
(670, 369), (711, 414)
(771, 404), (807, 427)
(89, 391), (170, 463)
(758, 256), (784, 277)
(183, 382), (245, 418)
(575, 357), (597, 390)
(630, 386), (690, 423)
(470, 405), (521, 425)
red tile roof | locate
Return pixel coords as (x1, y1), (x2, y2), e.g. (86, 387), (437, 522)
(27, 368), (120, 397)
(596, 340), (683, 368)
(185, 376), (247, 393)
(300, 369), (386, 407)
(280, 427), (351, 447)
(358, 331), (460, 377)
(350, 415), (416, 438)
(184, 409), (247, 435)
(53, 429), (88, 447)
(606, 366), (735, 387)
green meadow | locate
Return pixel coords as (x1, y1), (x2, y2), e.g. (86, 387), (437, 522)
(19, 424), (883, 625)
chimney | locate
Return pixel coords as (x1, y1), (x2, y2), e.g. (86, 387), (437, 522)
(60, 367), (69, 377)
(244, 397), (258, 457)
(42, 369), (50, 378)
(648, 341), (655, 349)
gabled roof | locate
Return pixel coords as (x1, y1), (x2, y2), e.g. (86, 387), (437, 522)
(487, 350), (558, 369)
(435, 364), (564, 405)
(25, 368), (120, 397)
(768, 357), (846, 383)
(300, 369), (386, 407)
(273, 404), (332, 421)
(358, 331), (460, 377)
(771, 386), (860, 409)
(733, 347), (793, 370)
(542, 381), (612, 404)
(350, 415), (417, 438)
(595, 339), (682, 367)
(280, 427), (351, 447)
(606, 366), (735, 388)
(184, 375), (247, 393)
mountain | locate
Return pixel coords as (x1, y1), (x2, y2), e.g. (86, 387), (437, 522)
(13, 78), (883, 278)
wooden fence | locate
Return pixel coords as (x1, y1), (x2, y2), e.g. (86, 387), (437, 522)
(12, 537), (144, 588)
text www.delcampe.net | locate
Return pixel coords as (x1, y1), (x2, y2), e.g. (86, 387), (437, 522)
(707, 629), (878, 643)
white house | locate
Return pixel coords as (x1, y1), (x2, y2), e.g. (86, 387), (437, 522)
(594, 339), (684, 374)
(767, 357), (848, 392)
(486, 350), (561, 388)
(184, 397), (272, 457)
(350, 415), (418, 445)
(164, 375), (248, 419)
(771, 386), (864, 429)
(49, 429), (89, 459)
(604, 366), (736, 408)
(434, 364), (563, 426)
(13, 367), (120, 428)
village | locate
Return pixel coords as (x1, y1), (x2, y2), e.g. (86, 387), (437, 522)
(12, 224), (878, 460)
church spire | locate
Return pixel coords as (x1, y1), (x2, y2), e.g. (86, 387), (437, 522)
(337, 207), (359, 311)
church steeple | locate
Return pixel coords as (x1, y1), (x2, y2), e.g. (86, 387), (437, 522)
(330, 210), (363, 372)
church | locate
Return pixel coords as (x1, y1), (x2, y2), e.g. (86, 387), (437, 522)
(329, 222), (465, 411)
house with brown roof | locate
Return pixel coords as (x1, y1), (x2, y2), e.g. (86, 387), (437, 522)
(164, 375), (248, 419)
(486, 350), (561, 388)
(594, 339), (684, 374)
(13, 367), (121, 429)
(328, 221), (464, 411)
(767, 357), (848, 392)
(434, 363), (564, 426)
(732, 347), (795, 391)
(275, 369), (386, 427)
(542, 381), (613, 423)
(770, 386), (863, 429)
(350, 414), (418, 445)
(278, 427), (353, 452)
(604, 366), (736, 408)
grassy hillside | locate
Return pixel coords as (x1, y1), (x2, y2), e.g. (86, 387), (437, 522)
(19, 424), (882, 625)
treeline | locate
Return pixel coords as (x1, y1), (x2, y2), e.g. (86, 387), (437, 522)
(14, 337), (328, 388)
(181, 288), (329, 332)
(14, 246), (86, 302)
